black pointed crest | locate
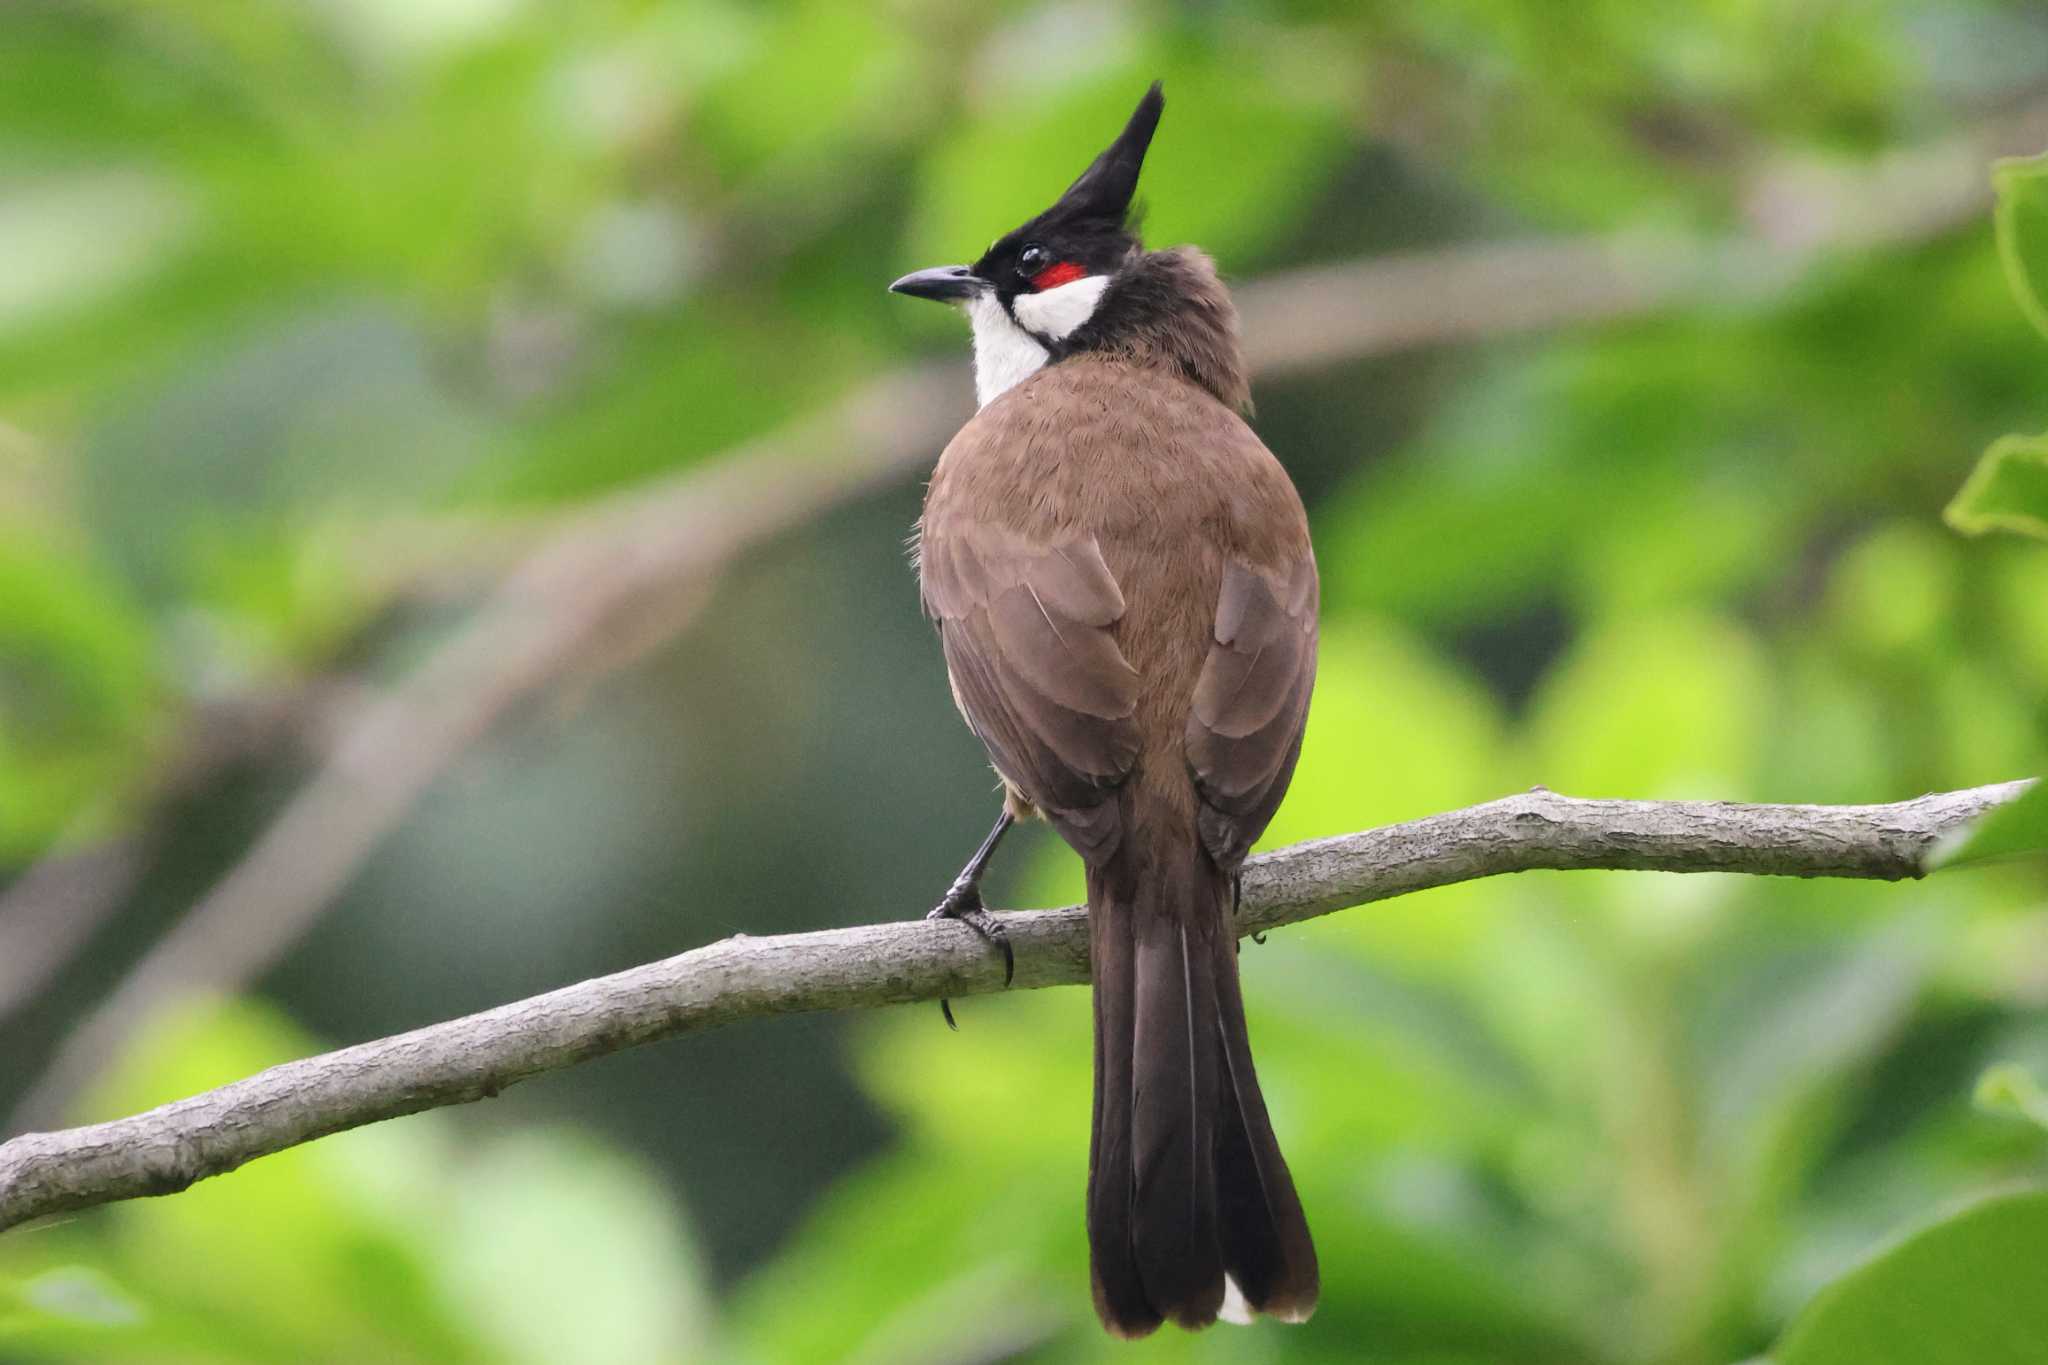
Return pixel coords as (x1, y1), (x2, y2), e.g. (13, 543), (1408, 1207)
(1052, 82), (1163, 227)
(967, 81), (1163, 287)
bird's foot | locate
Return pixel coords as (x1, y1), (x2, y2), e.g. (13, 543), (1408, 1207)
(927, 879), (1015, 982)
(927, 878), (1014, 1030)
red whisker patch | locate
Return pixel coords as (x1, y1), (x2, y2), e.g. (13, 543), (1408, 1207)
(1031, 261), (1088, 291)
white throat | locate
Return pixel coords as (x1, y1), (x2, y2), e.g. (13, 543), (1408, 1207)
(965, 274), (1111, 408)
(966, 294), (1047, 409)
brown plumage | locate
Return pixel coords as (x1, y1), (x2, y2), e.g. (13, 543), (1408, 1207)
(917, 244), (1321, 1336)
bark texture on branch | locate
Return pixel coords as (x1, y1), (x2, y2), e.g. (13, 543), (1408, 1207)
(0, 780), (2028, 1235)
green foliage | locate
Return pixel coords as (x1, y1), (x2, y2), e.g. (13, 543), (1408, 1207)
(1947, 433), (2048, 540)
(1946, 153), (2048, 541)
(1974, 1064), (2048, 1132)
(1772, 1190), (2048, 1365)
(5, 1), (2048, 1362)
(0, 1002), (713, 1363)
(1528, 611), (1769, 797)
(1928, 782), (2048, 869)
(1994, 153), (2048, 341)
(0, 530), (158, 857)
(1, 1267), (146, 1342)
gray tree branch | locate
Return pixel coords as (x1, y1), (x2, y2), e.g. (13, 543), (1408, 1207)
(0, 779), (2029, 1234)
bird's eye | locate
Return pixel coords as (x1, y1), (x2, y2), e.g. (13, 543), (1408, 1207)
(1018, 244), (1050, 274)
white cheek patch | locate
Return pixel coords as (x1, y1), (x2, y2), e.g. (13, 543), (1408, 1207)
(1012, 273), (1111, 340)
(963, 274), (1113, 408)
(966, 292), (1050, 408)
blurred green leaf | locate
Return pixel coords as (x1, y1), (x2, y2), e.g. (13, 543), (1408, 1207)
(1773, 1189), (2048, 1365)
(1926, 781), (2048, 869)
(436, 1133), (712, 1365)
(0, 1267), (143, 1333)
(730, 1146), (1074, 1365)
(2, 998), (713, 1364)
(0, 529), (157, 857)
(1993, 152), (2048, 341)
(1824, 522), (1959, 657)
(1703, 924), (1928, 1157)
(1945, 433), (2048, 541)
(1989, 550), (2048, 686)
(694, 0), (918, 177)
(1267, 618), (1504, 844)
(0, 170), (197, 340)
(1973, 1064), (2048, 1133)
(1528, 611), (1769, 797)
(59, 1000), (485, 1363)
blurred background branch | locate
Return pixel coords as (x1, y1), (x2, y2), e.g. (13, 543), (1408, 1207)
(2, 779), (2025, 1235)
(0, 683), (362, 1027)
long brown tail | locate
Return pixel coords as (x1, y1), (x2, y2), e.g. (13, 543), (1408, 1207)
(1085, 828), (1319, 1337)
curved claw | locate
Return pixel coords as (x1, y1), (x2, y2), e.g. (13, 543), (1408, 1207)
(937, 908), (1015, 982)
(927, 880), (1015, 1025)
(950, 905), (1014, 986)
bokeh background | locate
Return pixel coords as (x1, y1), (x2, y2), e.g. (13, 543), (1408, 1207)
(5, 2), (2048, 1362)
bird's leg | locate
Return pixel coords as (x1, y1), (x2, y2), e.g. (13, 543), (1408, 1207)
(928, 809), (1016, 1028)
(1235, 872), (1267, 945)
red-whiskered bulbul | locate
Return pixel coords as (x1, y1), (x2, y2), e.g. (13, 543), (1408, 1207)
(890, 83), (1319, 1337)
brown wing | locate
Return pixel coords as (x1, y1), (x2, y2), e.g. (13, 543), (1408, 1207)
(920, 522), (1141, 863)
(1186, 554), (1318, 869)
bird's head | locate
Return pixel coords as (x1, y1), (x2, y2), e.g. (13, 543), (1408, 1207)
(891, 83), (1170, 408)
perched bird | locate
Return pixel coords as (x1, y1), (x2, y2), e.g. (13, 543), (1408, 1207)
(891, 84), (1320, 1337)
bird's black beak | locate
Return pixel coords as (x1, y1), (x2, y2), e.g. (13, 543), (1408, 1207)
(889, 265), (988, 304)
